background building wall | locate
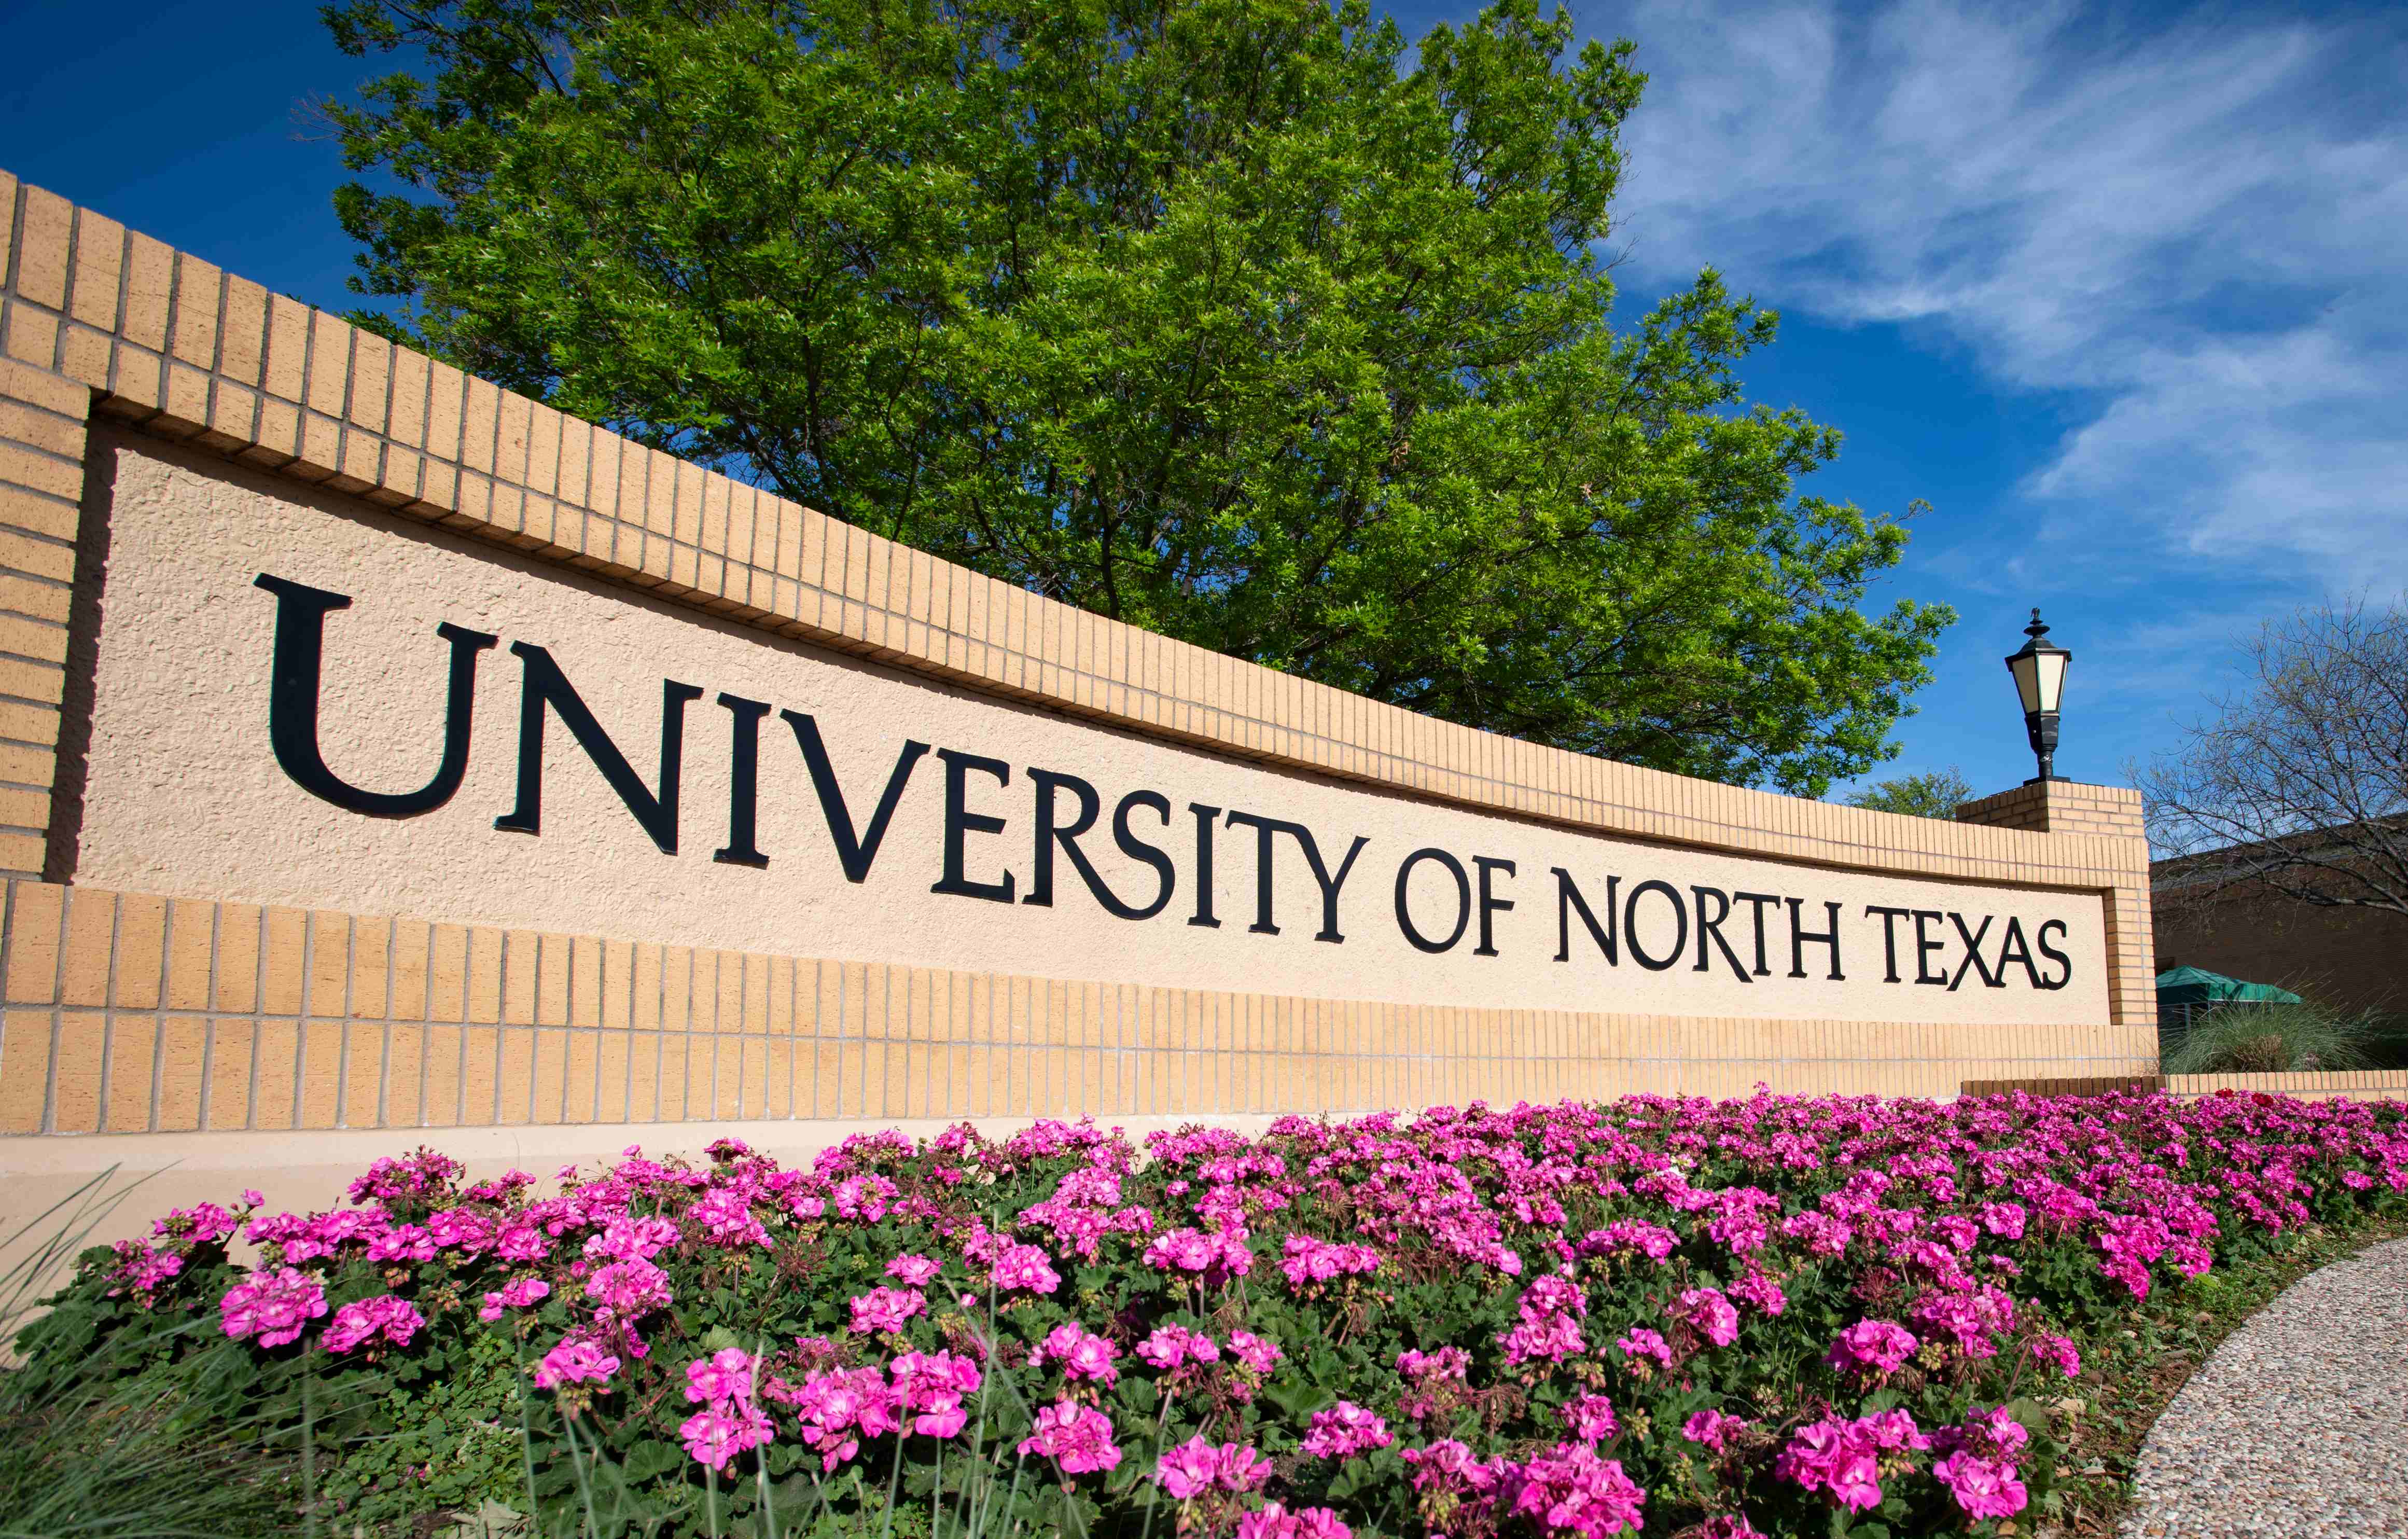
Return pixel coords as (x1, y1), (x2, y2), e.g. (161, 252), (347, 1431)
(2152, 880), (2405, 1020)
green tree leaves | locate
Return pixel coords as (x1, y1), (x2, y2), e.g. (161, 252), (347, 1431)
(324, 0), (1952, 795)
(1842, 768), (1975, 820)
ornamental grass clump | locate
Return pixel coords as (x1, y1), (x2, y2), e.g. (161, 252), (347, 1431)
(9, 1089), (2405, 1538)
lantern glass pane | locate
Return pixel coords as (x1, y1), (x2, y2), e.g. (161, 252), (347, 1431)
(2010, 653), (2042, 713)
(2034, 650), (2067, 712)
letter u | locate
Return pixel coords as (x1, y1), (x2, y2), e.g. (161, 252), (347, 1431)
(255, 573), (497, 816)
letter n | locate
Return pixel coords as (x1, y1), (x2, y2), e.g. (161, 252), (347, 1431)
(493, 641), (703, 854)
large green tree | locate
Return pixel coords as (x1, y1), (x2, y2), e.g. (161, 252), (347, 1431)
(323, 0), (1952, 795)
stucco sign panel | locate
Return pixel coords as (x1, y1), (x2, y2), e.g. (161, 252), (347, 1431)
(69, 431), (2111, 1027)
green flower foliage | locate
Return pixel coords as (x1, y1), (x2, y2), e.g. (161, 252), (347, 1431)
(321, 0), (1952, 795)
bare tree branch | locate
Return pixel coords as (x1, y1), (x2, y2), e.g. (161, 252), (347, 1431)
(2137, 595), (2408, 921)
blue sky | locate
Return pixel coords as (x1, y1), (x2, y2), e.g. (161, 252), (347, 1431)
(4, 0), (2401, 803)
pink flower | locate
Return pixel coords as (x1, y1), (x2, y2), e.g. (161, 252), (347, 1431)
(585, 1215), (679, 1263)
(889, 1350), (982, 1438)
(771, 1365), (898, 1472)
(987, 1242), (1061, 1294)
(322, 1294), (425, 1354)
(1933, 1452), (2028, 1519)
(1019, 1398), (1121, 1476)
(1278, 1234), (1382, 1290)
(1775, 1417), (1886, 1512)
(1678, 1287), (1741, 1348)
(1156, 1434), (1223, 1499)
(2031, 1333), (2083, 1378)
(1730, 1268), (1788, 1316)
(479, 1276), (551, 1321)
(535, 1336), (622, 1389)
(681, 1402), (774, 1471)
(1561, 1393), (1619, 1444)
(688, 1188), (770, 1247)
(583, 1258), (671, 1319)
(365, 1224), (437, 1263)
(1228, 1330), (1283, 1374)
(1237, 1503), (1354, 1539)
(1504, 1442), (1648, 1535)
(1979, 1201), (2028, 1239)
(1616, 1327), (1672, 1369)
(847, 1285), (927, 1335)
(1137, 1323), (1219, 1371)
(1217, 1440), (1274, 1492)
(1681, 1409), (1751, 1453)
(1041, 1323), (1121, 1385)
(1301, 1402), (1394, 1460)
(686, 1347), (759, 1406)
(1825, 1319), (1919, 1377)
(886, 1252), (942, 1286)
(219, 1267), (328, 1348)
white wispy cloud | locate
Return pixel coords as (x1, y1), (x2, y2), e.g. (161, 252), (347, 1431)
(1595, 0), (2408, 590)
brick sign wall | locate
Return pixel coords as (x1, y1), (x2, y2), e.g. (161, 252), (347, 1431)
(0, 169), (2158, 1189)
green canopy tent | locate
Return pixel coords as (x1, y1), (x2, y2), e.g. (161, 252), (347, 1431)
(2154, 967), (2303, 1006)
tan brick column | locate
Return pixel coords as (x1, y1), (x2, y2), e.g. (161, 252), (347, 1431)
(0, 176), (92, 881)
(1958, 780), (2157, 1037)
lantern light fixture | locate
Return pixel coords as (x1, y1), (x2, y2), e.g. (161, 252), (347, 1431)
(2003, 607), (2071, 783)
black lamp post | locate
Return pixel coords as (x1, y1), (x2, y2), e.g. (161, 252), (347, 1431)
(2003, 607), (2071, 783)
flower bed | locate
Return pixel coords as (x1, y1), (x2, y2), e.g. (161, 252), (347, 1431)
(14, 1089), (2406, 1538)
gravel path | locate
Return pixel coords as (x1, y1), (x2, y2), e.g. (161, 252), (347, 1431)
(2119, 1237), (2408, 1538)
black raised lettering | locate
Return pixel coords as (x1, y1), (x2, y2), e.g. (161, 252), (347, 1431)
(254, 573), (496, 818)
(783, 712), (928, 883)
(1111, 791), (1178, 921)
(1996, 917), (2042, 988)
(1187, 802), (1223, 929)
(494, 642), (701, 854)
(1732, 892), (1781, 976)
(1551, 869), (1620, 964)
(930, 748), (1015, 903)
(1912, 909), (1948, 985)
(1473, 857), (1516, 956)
(2035, 919), (2073, 990)
(1623, 879), (1687, 972)
(712, 694), (772, 868)
(1226, 812), (1367, 942)
(1691, 884), (1751, 982)
(1863, 905), (1913, 983)
(1791, 899), (1846, 980)
(1947, 912), (2005, 990)
(1395, 848), (1472, 953)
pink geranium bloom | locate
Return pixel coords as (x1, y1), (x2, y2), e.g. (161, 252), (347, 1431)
(1238, 1503), (1353, 1539)
(686, 1347), (759, 1406)
(1933, 1452), (2029, 1519)
(1041, 1322), (1122, 1385)
(534, 1336), (622, 1389)
(1302, 1402), (1394, 1460)
(1826, 1319), (1918, 1376)
(1020, 1398), (1121, 1476)
(886, 1252), (942, 1286)
(1228, 1330), (1283, 1374)
(1156, 1435), (1221, 1499)
(1617, 1327), (1673, 1369)
(479, 1275), (551, 1321)
(1678, 1287), (1741, 1347)
(681, 1402), (774, 1471)
(322, 1294), (425, 1354)
(219, 1267), (327, 1348)
(847, 1285), (927, 1334)
(1681, 1409), (1751, 1452)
